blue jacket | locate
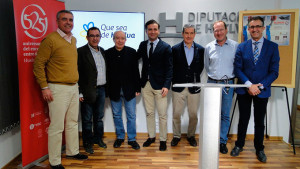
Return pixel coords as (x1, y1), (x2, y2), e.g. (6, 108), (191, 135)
(234, 38), (280, 98)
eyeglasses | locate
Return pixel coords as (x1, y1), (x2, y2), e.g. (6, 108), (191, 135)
(249, 25), (263, 29)
(213, 29), (225, 33)
(88, 34), (101, 38)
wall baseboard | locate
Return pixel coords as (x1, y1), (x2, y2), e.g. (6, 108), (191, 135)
(2, 153), (21, 169)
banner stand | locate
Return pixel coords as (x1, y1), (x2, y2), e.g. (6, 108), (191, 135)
(18, 155), (48, 169)
(13, 0), (65, 168)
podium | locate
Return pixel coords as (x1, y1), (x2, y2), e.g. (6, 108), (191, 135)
(173, 83), (250, 169)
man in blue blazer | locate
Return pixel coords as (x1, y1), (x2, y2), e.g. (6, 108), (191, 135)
(137, 19), (173, 151)
(230, 16), (280, 163)
(171, 24), (204, 147)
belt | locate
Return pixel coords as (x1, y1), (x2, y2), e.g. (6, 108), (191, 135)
(208, 77), (234, 82)
(96, 84), (105, 88)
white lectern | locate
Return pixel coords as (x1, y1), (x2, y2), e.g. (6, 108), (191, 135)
(173, 83), (249, 169)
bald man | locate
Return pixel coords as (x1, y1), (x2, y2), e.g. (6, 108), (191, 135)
(105, 31), (141, 150)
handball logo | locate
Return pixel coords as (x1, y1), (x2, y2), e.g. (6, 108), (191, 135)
(21, 4), (48, 39)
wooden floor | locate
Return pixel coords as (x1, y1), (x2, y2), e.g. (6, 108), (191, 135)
(4, 134), (300, 169)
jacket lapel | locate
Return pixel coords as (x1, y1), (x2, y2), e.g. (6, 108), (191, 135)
(153, 40), (162, 55)
(256, 39), (267, 65)
(246, 40), (255, 65)
(192, 42), (198, 65)
(180, 42), (189, 65)
(85, 45), (97, 70)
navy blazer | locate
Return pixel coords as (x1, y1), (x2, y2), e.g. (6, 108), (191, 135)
(171, 41), (204, 93)
(78, 44), (107, 103)
(137, 39), (173, 90)
(105, 46), (141, 101)
(234, 38), (280, 98)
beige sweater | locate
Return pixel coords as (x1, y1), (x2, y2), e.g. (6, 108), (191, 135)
(33, 32), (78, 88)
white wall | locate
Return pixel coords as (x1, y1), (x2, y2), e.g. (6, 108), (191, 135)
(0, 127), (21, 168)
(1, 0), (299, 167)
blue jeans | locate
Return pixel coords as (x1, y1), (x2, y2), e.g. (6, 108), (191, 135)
(207, 79), (234, 144)
(81, 86), (105, 145)
(110, 93), (137, 141)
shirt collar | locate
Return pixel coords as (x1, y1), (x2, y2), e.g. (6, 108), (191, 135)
(184, 42), (194, 48)
(88, 43), (99, 52)
(148, 38), (159, 46)
(251, 37), (264, 44)
(214, 39), (229, 46)
(57, 28), (73, 39)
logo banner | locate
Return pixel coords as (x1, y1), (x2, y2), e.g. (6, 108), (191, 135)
(12, 0), (64, 167)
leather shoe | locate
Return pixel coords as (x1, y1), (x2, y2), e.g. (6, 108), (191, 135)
(159, 141), (167, 151)
(113, 139), (124, 148)
(50, 164), (65, 169)
(143, 137), (155, 147)
(187, 136), (197, 147)
(171, 137), (181, 146)
(220, 143), (228, 154)
(84, 143), (94, 154)
(97, 139), (107, 148)
(66, 153), (88, 160)
(230, 146), (243, 156)
(128, 141), (140, 150)
(256, 150), (267, 162)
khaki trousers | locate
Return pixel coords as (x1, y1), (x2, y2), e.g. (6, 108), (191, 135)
(172, 88), (200, 138)
(142, 81), (168, 141)
(48, 83), (79, 165)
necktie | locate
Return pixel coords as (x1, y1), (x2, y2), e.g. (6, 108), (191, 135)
(149, 42), (153, 58)
(253, 41), (259, 64)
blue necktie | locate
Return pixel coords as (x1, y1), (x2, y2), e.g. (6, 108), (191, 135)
(253, 41), (259, 64)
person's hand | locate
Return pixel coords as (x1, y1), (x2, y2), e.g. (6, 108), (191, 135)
(42, 88), (53, 102)
(136, 92), (140, 96)
(79, 97), (84, 102)
(161, 87), (169, 97)
(248, 84), (262, 96)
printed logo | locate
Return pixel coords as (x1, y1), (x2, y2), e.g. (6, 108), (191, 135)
(21, 4), (48, 39)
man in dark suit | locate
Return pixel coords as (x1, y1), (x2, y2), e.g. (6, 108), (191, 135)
(230, 16), (280, 163)
(105, 31), (141, 150)
(77, 27), (107, 154)
(137, 19), (173, 151)
(171, 24), (204, 147)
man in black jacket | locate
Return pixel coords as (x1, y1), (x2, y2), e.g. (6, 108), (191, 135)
(137, 20), (173, 151)
(105, 31), (141, 150)
(171, 24), (204, 147)
(77, 27), (107, 154)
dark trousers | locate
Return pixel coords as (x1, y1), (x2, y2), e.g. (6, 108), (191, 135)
(81, 87), (105, 145)
(235, 93), (269, 151)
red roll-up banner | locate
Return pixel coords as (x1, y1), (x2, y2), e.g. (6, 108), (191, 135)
(12, 0), (65, 167)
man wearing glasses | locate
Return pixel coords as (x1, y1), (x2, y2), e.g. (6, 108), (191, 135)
(230, 16), (280, 163)
(204, 20), (238, 154)
(78, 27), (107, 154)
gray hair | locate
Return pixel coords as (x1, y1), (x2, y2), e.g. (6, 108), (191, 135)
(113, 31), (126, 40)
(56, 10), (73, 20)
(182, 24), (195, 33)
